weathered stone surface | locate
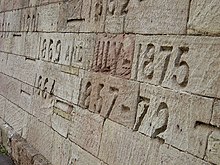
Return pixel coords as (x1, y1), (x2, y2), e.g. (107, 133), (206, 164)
(69, 106), (104, 156)
(124, 0), (189, 34)
(38, 33), (95, 70)
(4, 100), (29, 137)
(26, 117), (54, 161)
(21, 8), (39, 32)
(205, 130), (220, 164)
(51, 113), (69, 138)
(80, 72), (139, 128)
(35, 61), (82, 104)
(99, 119), (161, 165)
(6, 54), (36, 86)
(10, 32), (25, 56)
(91, 34), (135, 79)
(157, 144), (211, 165)
(136, 83), (213, 158)
(132, 35), (220, 98)
(58, 0), (107, 32)
(188, 0), (220, 35)
(33, 154), (52, 165)
(13, 0), (29, 10)
(0, 95), (6, 120)
(0, 52), (7, 74)
(3, 10), (21, 32)
(37, 3), (59, 32)
(211, 100), (220, 128)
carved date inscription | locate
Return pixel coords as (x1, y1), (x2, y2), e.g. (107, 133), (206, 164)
(36, 75), (55, 99)
(92, 34), (135, 79)
(80, 72), (138, 128)
(137, 43), (189, 87)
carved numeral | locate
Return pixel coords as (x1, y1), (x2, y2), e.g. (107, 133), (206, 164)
(173, 47), (189, 87)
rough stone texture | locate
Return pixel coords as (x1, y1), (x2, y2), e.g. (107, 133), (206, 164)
(205, 130), (220, 164)
(99, 119), (161, 165)
(0, 1), (220, 165)
(137, 83), (213, 158)
(188, 0), (220, 35)
(79, 72), (139, 128)
(132, 35), (220, 98)
(69, 106), (104, 156)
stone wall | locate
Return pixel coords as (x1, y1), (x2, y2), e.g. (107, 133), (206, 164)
(0, 0), (220, 165)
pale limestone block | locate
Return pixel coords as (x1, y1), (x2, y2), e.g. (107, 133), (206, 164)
(36, 61), (81, 104)
(19, 83), (34, 113)
(69, 106), (104, 156)
(52, 132), (71, 165)
(4, 10), (21, 32)
(124, 0), (189, 34)
(0, 52), (7, 73)
(58, 0), (107, 32)
(31, 88), (54, 126)
(188, 0), (220, 35)
(0, 95), (6, 119)
(4, 100), (29, 137)
(70, 33), (96, 70)
(6, 54), (37, 86)
(11, 32), (25, 56)
(13, 0), (29, 10)
(80, 72), (139, 128)
(136, 83), (213, 158)
(0, 33), (12, 53)
(132, 35), (220, 98)
(99, 119), (161, 165)
(21, 7), (39, 32)
(157, 144), (212, 165)
(3, 0), (13, 11)
(38, 33), (95, 70)
(211, 100), (220, 127)
(205, 130), (220, 164)
(105, 0), (128, 33)
(0, 13), (4, 31)
(51, 113), (69, 138)
(27, 117), (54, 161)
(0, 74), (21, 105)
(24, 32), (39, 59)
(37, 3), (59, 32)
(0, 0), (5, 12)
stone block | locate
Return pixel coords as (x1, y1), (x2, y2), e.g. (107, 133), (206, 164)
(4, 10), (21, 32)
(24, 32), (39, 59)
(205, 130), (220, 164)
(58, 0), (107, 32)
(4, 100), (29, 137)
(188, 0), (220, 35)
(69, 106), (104, 156)
(26, 117), (54, 161)
(11, 32), (25, 56)
(91, 34), (135, 79)
(124, 0), (189, 34)
(51, 113), (69, 138)
(135, 83), (213, 158)
(19, 143), (39, 165)
(0, 52), (7, 73)
(37, 3), (60, 32)
(38, 33), (95, 70)
(211, 100), (220, 128)
(6, 54), (37, 86)
(157, 144), (211, 165)
(132, 35), (220, 98)
(79, 72), (139, 128)
(99, 119), (161, 165)
(0, 73), (21, 105)
(20, 7), (38, 32)
(35, 61), (82, 104)
(13, 0), (29, 10)
(0, 95), (6, 119)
